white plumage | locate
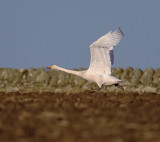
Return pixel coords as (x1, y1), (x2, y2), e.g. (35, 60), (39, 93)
(47, 27), (124, 88)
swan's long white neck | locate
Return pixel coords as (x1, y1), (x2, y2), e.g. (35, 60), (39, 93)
(55, 66), (82, 76)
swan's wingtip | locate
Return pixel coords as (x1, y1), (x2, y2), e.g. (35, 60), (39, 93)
(117, 27), (124, 36)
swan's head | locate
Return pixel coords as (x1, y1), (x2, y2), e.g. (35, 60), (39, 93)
(46, 65), (57, 70)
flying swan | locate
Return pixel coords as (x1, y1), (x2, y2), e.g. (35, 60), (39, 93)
(47, 27), (124, 88)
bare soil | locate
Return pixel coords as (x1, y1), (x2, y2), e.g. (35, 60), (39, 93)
(0, 92), (160, 142)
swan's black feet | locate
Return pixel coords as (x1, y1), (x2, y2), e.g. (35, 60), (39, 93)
(114, 83), (119, 86)
(114, 83), (124, 90)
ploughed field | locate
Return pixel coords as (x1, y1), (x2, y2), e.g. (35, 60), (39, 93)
(0, 92), (160, 142)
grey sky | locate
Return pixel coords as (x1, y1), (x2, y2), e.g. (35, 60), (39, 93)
(0, 0), (160, 70)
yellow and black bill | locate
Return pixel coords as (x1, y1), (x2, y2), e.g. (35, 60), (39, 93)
(46, 65), (52, 69)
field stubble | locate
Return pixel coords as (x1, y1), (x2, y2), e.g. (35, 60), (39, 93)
(0, 92), (160, 142)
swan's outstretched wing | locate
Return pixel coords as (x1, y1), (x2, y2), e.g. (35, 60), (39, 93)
(88, 28), (124, 75)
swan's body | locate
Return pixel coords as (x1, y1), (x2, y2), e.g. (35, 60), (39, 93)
(47, 28), (124, 88)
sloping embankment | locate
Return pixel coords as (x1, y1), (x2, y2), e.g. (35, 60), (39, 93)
(0, 67), (160, 94)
